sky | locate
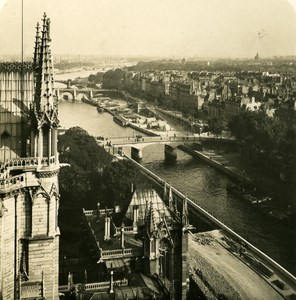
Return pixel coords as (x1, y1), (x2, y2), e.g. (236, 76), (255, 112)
(0, 0), (296, 59)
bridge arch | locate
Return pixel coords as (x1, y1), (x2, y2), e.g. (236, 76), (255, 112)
(76, 93), (87, 101)
(76, 91), (92, 101)
(59, 91), (74, 101)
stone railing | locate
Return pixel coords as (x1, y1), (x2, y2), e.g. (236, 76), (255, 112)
(85, 279), (128, 291)
(1, 156), (57, 171)
(82, 208), (114, 217)
(58, 279), (128, 293)
(1, 157), (38, 170)
(0, 172), (41, 192)
(0, 174), (24, 189)
(101, 248), (142, 259)
(115, 226), (134, 235)
(83, 209), (97, 216)
(99, 208), (114, 215)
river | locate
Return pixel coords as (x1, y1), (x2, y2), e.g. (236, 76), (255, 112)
(58, 100), (296, 276)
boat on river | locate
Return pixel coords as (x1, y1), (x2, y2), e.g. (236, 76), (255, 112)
(113, 114), (129, 127)
(226, 182), (295, 224)
(97, 105), (105, 113)
(81, 97), (97, 106)
(226, 182), (272, 204)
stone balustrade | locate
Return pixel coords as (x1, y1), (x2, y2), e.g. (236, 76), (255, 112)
(0, 156), (58, 190)
(83, 209), (96, 216)
(58, 279), (128, 293)
(99, 208), (114, 215)
(101, 248), (142, 259)
(1, 156), (57, 171)
(115, 226), (134, 235)
(0, 174), (24, 189)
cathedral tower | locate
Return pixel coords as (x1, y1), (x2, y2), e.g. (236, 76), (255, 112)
(0, 14), (59, 300)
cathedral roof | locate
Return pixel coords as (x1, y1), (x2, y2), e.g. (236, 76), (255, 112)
(123, 189), (174, 227)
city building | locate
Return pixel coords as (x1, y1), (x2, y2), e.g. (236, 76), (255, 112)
(0, 14), (60, 299)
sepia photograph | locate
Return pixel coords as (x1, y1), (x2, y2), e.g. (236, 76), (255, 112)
(0, 0), (296, 299)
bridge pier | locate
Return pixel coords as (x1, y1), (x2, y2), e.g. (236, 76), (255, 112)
(131, 146), (142, 161)
(56, 89), (60, 100)
(164, 144), (177, 162)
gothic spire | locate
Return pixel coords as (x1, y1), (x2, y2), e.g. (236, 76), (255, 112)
(33, 13), (57, 126)
(33, 22), (41, 70)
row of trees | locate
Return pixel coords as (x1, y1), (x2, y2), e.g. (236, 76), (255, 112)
(88, 72), (104, 84)
(129, 59), (296, 73)
(102, 68), (126, 89)
(228, 111), (296, 182)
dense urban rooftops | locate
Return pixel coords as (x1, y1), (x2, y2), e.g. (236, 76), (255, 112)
(0, 61), (33, 72)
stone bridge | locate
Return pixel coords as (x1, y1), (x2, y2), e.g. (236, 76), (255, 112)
(100, 135), (204, 160)
(55, 87), (93, 101)
(100, 134), (235, 160)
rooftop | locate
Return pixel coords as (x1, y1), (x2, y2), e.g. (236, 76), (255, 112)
(0, 61), (33, 72)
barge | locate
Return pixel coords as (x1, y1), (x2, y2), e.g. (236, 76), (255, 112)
(82, 97), (97, 106)
(226, 182), (295, 225)
(113, 114), (129, 127)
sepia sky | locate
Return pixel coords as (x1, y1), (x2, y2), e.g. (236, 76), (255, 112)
(1, 0), (296, 59)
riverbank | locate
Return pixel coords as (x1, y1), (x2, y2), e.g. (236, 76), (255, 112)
(178, 144), (252, 184)
(179, 144), (295, 225)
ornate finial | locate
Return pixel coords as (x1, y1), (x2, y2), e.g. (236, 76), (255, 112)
(42, 13), (47, 28)
(46, 18), (51, 41)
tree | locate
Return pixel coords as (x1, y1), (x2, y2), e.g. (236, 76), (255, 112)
(58, 127), (113, 209)
(59, 164), (91, 209)
(277, 126), (296, 182)
(228, 111), (296, 182)
(101, 160), (151, 208)
(58, 127), (112, 171)
(88, 72), (104, 84)
(208, 117), (224, 137)
(102, 68), (126, 89)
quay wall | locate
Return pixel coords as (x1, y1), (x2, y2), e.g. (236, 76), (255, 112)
(123, 154), (296, 287)
(127, 123), (160, 137)
(155, 107), (192, 127)
(178, 144), (251, 184)
(104, 108), (116, 116)
(104, 107), (159, 137)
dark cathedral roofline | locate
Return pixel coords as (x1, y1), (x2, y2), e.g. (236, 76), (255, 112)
(0, 61), (33, 72)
